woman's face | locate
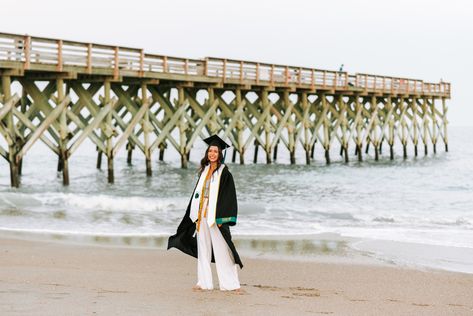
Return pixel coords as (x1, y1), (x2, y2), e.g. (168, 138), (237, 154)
(207, 146), (219, 163)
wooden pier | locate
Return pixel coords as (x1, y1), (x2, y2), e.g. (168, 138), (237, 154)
(0, 32), (450, 187)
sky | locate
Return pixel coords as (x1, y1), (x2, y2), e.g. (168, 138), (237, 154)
(1, 0), (472, 126)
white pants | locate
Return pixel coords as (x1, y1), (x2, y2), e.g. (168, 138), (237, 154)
(196, 214), (240, 291)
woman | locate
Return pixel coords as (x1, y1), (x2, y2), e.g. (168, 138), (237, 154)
(168, 135), (243, 292)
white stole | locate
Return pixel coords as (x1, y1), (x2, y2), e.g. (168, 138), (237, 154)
(189, 164), (225, 227)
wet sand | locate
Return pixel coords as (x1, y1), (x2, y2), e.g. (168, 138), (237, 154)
(1, 237), (472, 315)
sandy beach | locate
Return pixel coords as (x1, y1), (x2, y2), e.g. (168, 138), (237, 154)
(1, 237), (472, 316)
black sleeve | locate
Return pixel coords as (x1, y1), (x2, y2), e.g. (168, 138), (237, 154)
(216, 167), (238, 226)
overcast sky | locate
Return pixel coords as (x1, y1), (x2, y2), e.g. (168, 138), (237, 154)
(1, 0), (472, 126)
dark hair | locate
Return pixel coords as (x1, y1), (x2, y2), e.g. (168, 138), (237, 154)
(199, 145), (223, 175)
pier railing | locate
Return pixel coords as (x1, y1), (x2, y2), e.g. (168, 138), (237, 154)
(0, 32), (450, 97)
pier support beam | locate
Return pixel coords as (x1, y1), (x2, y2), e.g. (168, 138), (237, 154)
(321, 94), (330, 164)
(429, 98), (438, 154)
(421, 97), (429, 156)
(2, 75), (19, 187)
(442, 97), (448, 152)
(159, 143), (166, 161)
(18, 87), (29, 175)
(261, 89), (272, 164)
(339, 95), (349, 163)
(310, 139), (316, 159)
(142, 83), (152, 176)
(399, 97), (408, 159)
(354, 95), (363, 162)
(273, 140), (278, 162)
(178, 87), (188, 169)
(253, 140), (259, 164)
(126, 142), (134, 165)
(411, 97), (419, 157)
(235, 89), (245, 164)
(386, 97), (395, 160)
(283, 91), (296, 165)
(232, 147), (237, 163)
(57, 78), (70, 185)
(104, 81), (114, 183)
(96, 147), (102, 169)
(370, 96), (380, 161)
(301, 92), (311, 165)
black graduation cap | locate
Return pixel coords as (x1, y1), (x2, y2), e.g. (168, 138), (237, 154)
(203, 135), (231, 162)
(203, 135), (230, 150)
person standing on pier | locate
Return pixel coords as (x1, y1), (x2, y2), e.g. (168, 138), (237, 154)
(338, 64), (345, 86)
(168, 135), (243, 292)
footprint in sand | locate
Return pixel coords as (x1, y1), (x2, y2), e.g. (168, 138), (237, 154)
(290, 286), (318, 291)
(252, 284), (322, 298)
(386, 298), (402, 303)
(96, 289), (128, 294)
(412, 303), (431, 307)
(45, 292), (70, 299)
(292, 292), (320, 297)
(40, 283), (68, 287)
(290, 286), (321, 298)
(252, 284), (282, 291)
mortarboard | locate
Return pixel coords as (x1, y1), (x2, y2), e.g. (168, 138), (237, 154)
(203, 135), (231, 162)
(203, 135), (230, 150)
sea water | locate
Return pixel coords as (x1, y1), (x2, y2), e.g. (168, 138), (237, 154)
(1, 127), (472, 273)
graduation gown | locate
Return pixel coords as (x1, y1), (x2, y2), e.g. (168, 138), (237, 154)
(167, 165), (243, 269)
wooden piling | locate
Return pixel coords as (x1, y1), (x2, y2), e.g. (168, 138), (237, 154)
(442, 97), (448, 152)
(253, 140), (259, 164)
(104, 81), (114, 183)
(429, 98), (438, 154)
(18, 87), (28, 175)
(339, 95), (349, 163)
(261, 89), (272, 164)
(283, 91), (296, 165)
(321, 94), (330, 164)
(2, 76), (19, 187)
(310, 139), (316, 159)
(411, 97), (419, 157)
(387, 97), (394, 160)
(126, 142), (133, 165)
(235, 89), (245, 165)
(354, 95), (363, 162)
(57, 78), (69, 185)
(142, 83), (152, 176)
(370, 96), (379, 161)
(159, 143), (165, 161)
(178, 87), (188, 169)
(273, 141), (278, 162)
(421, 97), (429, 156)
(301, 92), (311, 165)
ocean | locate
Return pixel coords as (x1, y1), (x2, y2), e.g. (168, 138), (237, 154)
(1, 127), (472, 274)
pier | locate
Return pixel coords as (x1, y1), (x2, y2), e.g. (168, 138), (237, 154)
(0, 32), (450, 187)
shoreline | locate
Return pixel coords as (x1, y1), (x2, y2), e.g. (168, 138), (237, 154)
(1, 236), (473, 315)
(1, 229), (472, 275)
